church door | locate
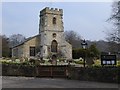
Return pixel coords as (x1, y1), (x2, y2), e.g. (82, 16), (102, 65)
(51, 40), (58, 52)
(51, 54), (57, 65)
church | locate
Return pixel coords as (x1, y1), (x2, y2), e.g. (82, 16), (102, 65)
(12, 7), (72, 60)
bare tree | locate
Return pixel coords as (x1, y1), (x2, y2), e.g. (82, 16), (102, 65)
(107, 1), (120, 53)
(64, 30), (82, 48)
(0, 35), (2, 58)
(108, 1), (120, 43)
(9, 34), (26, 47)
(2, 35), (10, 57)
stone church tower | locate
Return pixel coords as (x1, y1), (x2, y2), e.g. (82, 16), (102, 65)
(39, 7), (72, 60)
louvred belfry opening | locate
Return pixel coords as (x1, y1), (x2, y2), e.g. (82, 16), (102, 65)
(53, 17), (56, 24)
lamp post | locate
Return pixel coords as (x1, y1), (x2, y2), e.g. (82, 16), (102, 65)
(81, 39), (88, 67)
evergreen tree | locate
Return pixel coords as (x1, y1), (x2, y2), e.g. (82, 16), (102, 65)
(88, 44), (100, 58)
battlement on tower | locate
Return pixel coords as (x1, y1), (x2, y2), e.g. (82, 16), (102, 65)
(40, 7), (63, 16)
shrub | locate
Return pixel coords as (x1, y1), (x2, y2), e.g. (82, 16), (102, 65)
(117, 61), (120, 66)
(59, 58), (66, 62)
(74, 60), (84, 64)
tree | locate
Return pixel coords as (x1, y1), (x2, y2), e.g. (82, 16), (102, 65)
(72, 44), (100, 59)
(88, 44), (100, 58)
(9, 34), (26, 47)
(107, 1), (120, 53)
(64, 30), (82, 48)
(0, 35), (2, 58)
(108, 1), (120, 43)
(2, 35), (10, 57)
(83, 44), (99, 66)
(72, 48), (85, 59)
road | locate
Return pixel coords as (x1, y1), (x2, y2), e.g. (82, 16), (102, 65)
(2, 76), (119, 88)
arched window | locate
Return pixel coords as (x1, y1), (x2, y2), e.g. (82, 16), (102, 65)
(51, 40), (58, 52)
(53, 17), (56, 24)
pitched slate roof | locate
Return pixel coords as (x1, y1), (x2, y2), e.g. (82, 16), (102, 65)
(12, 34), (40, 49)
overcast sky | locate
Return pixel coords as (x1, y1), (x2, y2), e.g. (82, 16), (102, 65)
(2, 2), (113, 41)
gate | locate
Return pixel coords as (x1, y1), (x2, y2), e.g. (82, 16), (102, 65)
(36, 65), (69, 78)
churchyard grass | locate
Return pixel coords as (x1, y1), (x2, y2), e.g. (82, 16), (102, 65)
(0, 58), (120, 66)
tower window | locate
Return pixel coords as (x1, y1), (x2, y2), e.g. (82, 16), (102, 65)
(53, 33), (57, 38)
(53, 17), (56, 24)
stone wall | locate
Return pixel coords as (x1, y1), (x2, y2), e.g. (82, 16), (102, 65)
(2, 64), (68, 78)
(12, 44), (24, 58)
(2, 63), (119, 83)
(69, 66), (119, 83)
(12, 35), (40, 58)
(24, 35), (40, 58)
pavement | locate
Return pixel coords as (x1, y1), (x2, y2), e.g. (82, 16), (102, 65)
(2, 76), (119, 88)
